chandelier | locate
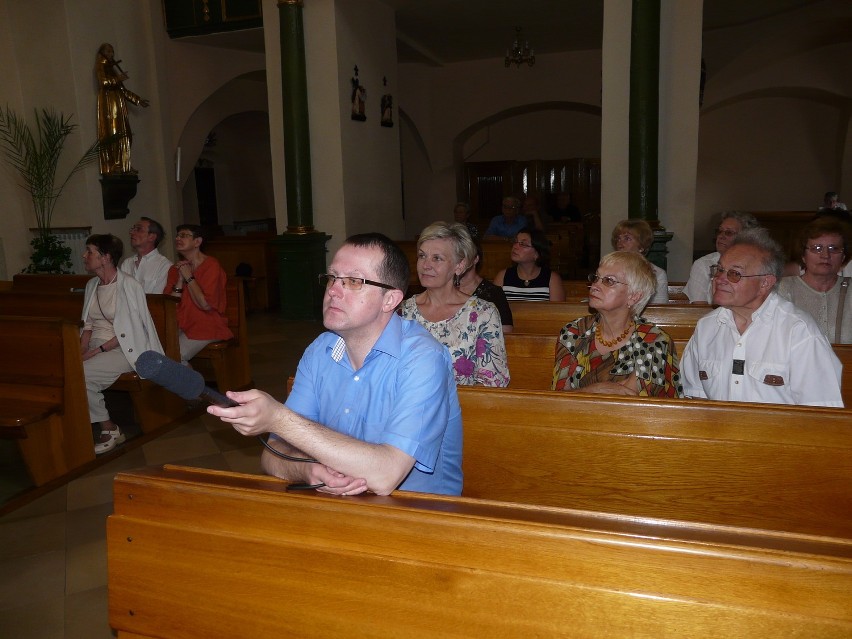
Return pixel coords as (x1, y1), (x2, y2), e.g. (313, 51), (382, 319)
(505, 27), (535, 68)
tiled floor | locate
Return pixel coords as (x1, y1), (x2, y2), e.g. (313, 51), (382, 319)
(0, 313), (324, 639)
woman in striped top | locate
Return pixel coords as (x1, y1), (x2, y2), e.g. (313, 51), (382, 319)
(494, 227), (565, 302)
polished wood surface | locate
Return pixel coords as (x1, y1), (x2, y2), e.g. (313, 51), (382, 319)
(108, 465), (852, 638)
(0, 288), (187, 433)
(510, 300), (712, 338)
(0, 316), (94, 485)
(12, 273), (92, 292)
(459, 386), (852, 537)
(203, 235), (279, 310)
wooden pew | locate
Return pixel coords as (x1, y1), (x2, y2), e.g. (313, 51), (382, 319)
(190, 278), (252, 392)
(0, 316), (95, 485)
(203, 235), (279, 311)
(109, 295), (186, 433)
(0, 289), (186, 433)
(504, 332), (852, 404)
(107, 465), (852, 638)
(12, 273), (92, 292)
(510, 300), (712, 338)
(458, 387), (852, 537)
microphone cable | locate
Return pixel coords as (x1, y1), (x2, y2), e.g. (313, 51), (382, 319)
(256, 434), (325, 491)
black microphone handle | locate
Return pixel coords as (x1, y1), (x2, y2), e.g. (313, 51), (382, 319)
(199, 386), (239, 408)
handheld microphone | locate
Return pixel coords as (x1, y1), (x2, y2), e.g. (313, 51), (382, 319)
(135, 350), (238, 408)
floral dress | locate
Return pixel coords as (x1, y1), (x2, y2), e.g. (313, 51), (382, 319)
(400, 296), (510, 387)
(551, 314), (683, 397)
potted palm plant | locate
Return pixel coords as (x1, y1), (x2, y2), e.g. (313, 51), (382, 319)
(0, 106), (99, 273)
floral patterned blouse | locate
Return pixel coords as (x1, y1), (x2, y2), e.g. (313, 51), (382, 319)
(551, 314), (683, 397)
(400, 296), (510, 387)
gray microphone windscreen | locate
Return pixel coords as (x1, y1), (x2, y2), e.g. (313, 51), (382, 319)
(135, 350), (205, 401)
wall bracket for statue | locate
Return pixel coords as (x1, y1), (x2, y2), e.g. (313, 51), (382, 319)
(100, 174), (139, 219)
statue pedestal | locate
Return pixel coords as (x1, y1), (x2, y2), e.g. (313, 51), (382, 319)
(274, 232), (332, 320)
(648, 228), (674, 271)
(100, 174), (139, 219)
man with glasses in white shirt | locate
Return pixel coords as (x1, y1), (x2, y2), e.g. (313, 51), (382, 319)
(681, 229), (842, 406)
(683, 211), (760, 304)
(120, 217), (172, 293)
(209, 233), (463, 496)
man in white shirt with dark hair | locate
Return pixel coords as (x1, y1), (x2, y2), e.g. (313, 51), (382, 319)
(120, 216), (172, 293)
(682, 229), (843, 407)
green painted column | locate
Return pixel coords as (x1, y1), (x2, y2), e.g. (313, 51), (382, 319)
(276, 0), (330, 319)
(628, 0), (672, 270)
(628, 0), (660, 224)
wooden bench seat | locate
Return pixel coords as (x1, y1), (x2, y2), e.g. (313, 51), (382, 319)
(503, 332), (852, 405)
(0, 289), (187, 434)
(510, 300), (712, 338)
(190, 278), (252, 392)
(0, 315), (94, 485)
(107, 465), (852, 638)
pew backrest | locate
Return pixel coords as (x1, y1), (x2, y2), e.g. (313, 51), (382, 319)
(458, 386), (852, 538)
(107, 465), (852, 638)
(510, 300), (712, 338)
(12, 273), (92, 292)
(0, 289), (180, 362)
(504, 332), (852, 405)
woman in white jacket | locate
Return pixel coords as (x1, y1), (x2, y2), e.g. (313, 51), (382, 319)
(80, 234), (163, 454)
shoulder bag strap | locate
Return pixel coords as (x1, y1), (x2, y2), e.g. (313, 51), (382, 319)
(836, 277), (850, 344)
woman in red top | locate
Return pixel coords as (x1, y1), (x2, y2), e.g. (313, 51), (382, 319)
(164, 224), (233, 363)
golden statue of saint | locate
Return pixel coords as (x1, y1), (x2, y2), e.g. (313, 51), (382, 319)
(95, 43), (149, 175)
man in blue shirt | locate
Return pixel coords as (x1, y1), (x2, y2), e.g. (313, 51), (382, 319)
(484, 196), (544, 238)
(210, 233), (462, 496)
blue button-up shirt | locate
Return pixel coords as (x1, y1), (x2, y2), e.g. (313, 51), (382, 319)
(484, 214), (530, 238)
(285, 314), (463, 495)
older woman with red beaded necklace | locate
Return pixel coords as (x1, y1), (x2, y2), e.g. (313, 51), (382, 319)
(552, 251), (683, 397)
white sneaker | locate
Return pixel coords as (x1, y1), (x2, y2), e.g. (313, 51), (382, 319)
(94, 434), (117, 455)
(101, 427), (126, 445)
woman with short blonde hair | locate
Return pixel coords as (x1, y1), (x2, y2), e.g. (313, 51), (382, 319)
(552, 251), (683, 397)
(400, 221), (509, 386)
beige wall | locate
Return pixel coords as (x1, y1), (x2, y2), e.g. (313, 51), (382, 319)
(2, 0), (849, 280)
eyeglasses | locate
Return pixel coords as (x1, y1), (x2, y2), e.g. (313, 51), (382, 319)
(129, 225), (150, 233)
(715, 228), (738, 238)
(318, 274), (395, 291)
(175, 233), (196, 239)
(709, 264), (770, 283)
(588, 273), (626, 288)
(805, 244), (844, 256)
(512, 239), (533, 248)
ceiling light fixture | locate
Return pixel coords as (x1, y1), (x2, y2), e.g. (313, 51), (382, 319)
(505, 26), (535, 68)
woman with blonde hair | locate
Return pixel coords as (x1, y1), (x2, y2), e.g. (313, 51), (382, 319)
(552, 251), (683, 397)
(400, 222), (509, 386)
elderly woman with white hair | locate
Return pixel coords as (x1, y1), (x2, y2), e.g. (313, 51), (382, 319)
(400, 221), (509, 387)
(552, 251), (683, 397)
